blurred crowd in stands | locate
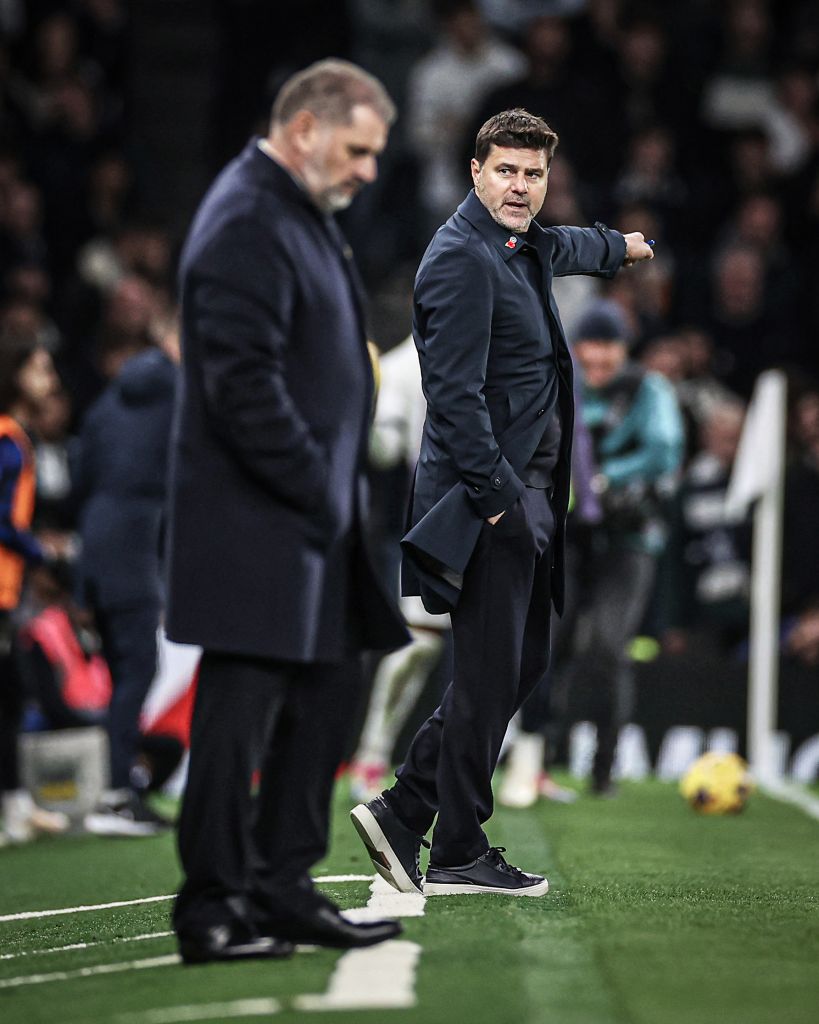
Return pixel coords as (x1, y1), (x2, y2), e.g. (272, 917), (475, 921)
(2, 0), (819, 840)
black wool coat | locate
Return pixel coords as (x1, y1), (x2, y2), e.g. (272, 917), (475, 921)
(165, 139), (408, 662)
(402, 190), (626, 615)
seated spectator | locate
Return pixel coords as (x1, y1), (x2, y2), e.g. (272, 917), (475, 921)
(706, 244), (799, 397)
(406, 0), (525, 229)
(659, 398), (750, 655)
(16, 569), (188, 798)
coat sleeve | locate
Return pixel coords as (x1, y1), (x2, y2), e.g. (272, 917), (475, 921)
(188, 213), (332, 524)
(415, 245), (525, 518)
(0, 437), (43, 564)
(600, 374), (685, 486)
(547, 222), (626, 278)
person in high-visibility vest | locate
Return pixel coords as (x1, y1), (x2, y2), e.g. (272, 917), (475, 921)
(0, 333), (69, 845)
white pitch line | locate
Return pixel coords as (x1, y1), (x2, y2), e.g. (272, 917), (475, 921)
(761, 778), (819, 822)
(0, 931), (174, 961)
(0, 876), (374, 924)
(0, 953), (181, 989)
(116, 998), (281, 1023)
(294, 875), (425, 1011)
(313, 874), (374, 883)
(0, 895), (175, 923)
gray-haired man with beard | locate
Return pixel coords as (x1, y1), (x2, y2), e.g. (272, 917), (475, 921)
(167, 60), (409, 964)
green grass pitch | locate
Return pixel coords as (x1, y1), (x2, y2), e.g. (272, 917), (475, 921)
(1, 777), (817, 1024)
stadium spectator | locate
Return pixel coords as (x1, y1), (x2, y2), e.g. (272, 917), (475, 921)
(0, 331), (68, 845)
(16, 568), (187, 795)
(74, 315), (179, 836)
(30, 385), (77, 535)
(469, 14), (600, 179)
(705, 243), (796, 398)
(659, 398), (750, 655)
(406, 0), (525, 230)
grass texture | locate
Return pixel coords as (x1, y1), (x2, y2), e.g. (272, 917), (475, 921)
(0, 777), (817, 1024)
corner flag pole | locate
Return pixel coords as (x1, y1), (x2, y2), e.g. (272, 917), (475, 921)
(725, 370), (787, 782)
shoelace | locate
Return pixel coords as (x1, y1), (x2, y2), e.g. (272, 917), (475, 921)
(484, 846), (527, 881)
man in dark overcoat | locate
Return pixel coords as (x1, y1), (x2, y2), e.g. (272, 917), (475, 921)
(76, 328), (178, 837)
(352, 109), (655, 896)
(165, 60), (409, 963)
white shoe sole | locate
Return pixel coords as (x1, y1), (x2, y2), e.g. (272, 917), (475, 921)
(350, 803), (422, 895)
(424, 877), (549, 897)
(497, 788), (539, 809)
(83, 813), (159, 838)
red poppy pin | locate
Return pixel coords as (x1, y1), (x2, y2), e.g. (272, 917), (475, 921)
(505, 236), (517, 248)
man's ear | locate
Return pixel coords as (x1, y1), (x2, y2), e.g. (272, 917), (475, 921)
(288, 109), (318, 155)
(470, 157), (481, 187)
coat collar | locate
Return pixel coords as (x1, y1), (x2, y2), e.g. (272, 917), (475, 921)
(241, 137), (320, 216)
(456, 188), (547, 262)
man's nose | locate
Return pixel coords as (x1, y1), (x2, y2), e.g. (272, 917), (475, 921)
(510, 174), (528, 193)
(357, 155), (378, 184)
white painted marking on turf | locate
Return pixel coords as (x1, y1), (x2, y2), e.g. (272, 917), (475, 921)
(0, 895), (174, 923)
(0, 876), (373, 924)
(294, 941), (422, 1011)
(343, 874), (426, 922)
(313, 874), (374, 883)
(0, 931), (174, 960)
(117, 999), (281, 1023)
(761, 778), (819, 822)
(0, 953), (180, 989)
(293, 874), (424, 1011)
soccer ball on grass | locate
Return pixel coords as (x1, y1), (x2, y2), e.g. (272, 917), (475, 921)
(679, 752), (755, 815)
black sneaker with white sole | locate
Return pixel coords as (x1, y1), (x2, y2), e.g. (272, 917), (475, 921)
(350, 795), (428, 894)
(424, 846), (549, 896)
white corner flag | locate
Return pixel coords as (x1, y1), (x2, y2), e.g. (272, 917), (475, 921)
(725, 370), (787, 782)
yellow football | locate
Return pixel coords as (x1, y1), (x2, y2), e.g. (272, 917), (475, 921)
(679, 752), (755, 815)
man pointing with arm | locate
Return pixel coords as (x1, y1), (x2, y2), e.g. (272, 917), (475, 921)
(352, 108), (653, 896)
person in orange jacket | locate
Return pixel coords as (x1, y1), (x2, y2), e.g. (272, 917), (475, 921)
(0, 331), (69, 844)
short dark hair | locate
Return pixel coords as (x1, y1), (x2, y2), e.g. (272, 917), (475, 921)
(271, 59), (396, 128)
(0, 333), (40, 413)
(474, 108), (559, 164)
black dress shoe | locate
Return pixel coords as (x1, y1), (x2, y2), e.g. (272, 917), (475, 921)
(178, 921), (294, 964)
(350, 795), (428, 894)
(263, 903), (403, 949)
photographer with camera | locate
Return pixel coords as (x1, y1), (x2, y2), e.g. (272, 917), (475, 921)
(568, 300), (684, 792)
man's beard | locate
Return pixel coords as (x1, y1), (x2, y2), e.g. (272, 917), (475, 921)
(316, 181), (362, 214)
(491, 200), (533, 232)
(476, 182), (533, 231)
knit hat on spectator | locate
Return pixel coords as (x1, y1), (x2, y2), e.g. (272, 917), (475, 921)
(573, 300), (632, 345)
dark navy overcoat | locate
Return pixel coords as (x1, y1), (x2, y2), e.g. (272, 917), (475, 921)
(165, 139), (408, 662)
(402, 190), (626, 614)
(75, 348), (176, 612)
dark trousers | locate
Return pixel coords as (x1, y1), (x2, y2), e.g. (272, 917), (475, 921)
(173, 650), (362, 935)
(566, 546), (656, 783)
(519, 537), (583, 736)
(0, 612), (22, 792)
(387, 487), (554, 866)
(96, 605), (159, 790)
